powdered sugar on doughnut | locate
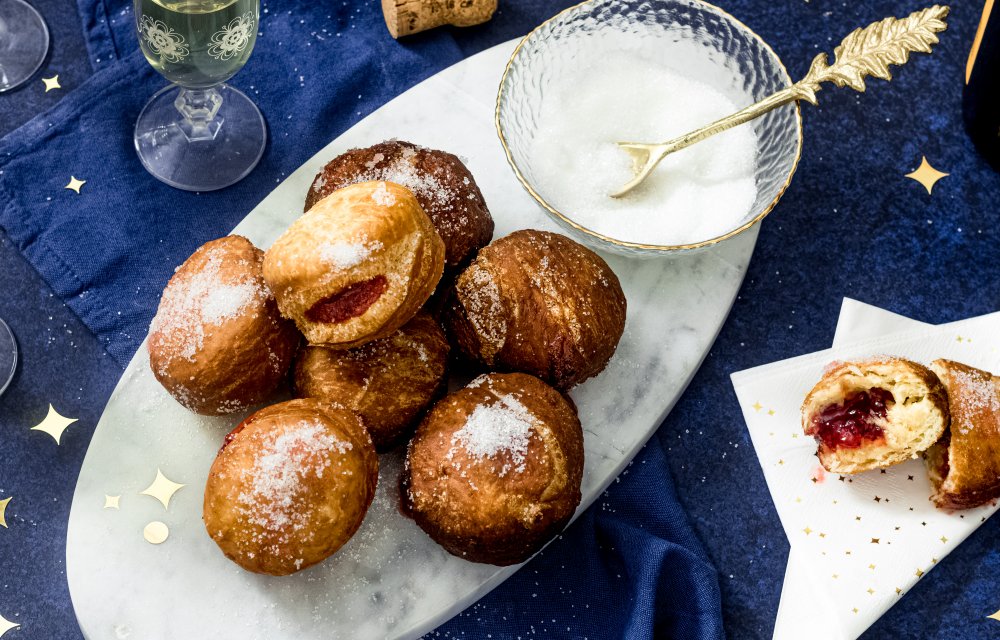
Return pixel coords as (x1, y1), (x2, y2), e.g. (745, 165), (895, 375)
(450, 394), (535, 476)
(237, 421), (352, 533)
(318, 238), (384, 269)
(459, 266), (506, 357)
(951, 369), (1000, 434)
(370, 181), (396, 207)
(150, 249), (264, 363)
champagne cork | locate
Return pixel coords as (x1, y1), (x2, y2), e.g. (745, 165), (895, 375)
(381, 0), (498, 39)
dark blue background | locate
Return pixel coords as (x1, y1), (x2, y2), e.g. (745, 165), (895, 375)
(1, 0), (999, 638)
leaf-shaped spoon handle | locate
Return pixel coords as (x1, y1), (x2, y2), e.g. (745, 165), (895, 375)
(611, 5), (950, 198)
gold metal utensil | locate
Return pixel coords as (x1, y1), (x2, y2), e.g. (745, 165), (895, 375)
(611, 5), (950, 198)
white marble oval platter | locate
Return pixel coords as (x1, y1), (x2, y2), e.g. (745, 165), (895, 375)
(66, 39), (758, 640)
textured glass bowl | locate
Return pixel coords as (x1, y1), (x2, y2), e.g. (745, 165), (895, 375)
(496, 0), (802, 257)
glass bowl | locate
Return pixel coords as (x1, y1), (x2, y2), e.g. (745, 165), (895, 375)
(496, 0), (802, 257)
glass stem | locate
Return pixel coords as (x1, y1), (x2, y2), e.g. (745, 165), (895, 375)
(175, 86), (224, 142)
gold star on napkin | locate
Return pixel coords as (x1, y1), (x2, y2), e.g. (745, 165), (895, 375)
(905, 156), (949, 194)
(30, 404), (78, 445)
(140, 469), (186, 510)
(65, 176), (86, 194)
(0, 613), (19, 638)
(42, 75), (61, 92)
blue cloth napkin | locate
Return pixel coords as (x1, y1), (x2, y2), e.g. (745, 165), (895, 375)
(0, 0), (726, 638)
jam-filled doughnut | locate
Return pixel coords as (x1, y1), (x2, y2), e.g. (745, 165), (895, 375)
(263, 181), (445, 348)
(203, 398), (378, 575)
(403, 372), (584, 565)
(305, 141), (494, 272)
(925, 359), (1000, 509)
(444, 229), (626, 390)
(801, 358), (949, 474)
(294, 311), (449, 451)
(148, 235), (299, 415)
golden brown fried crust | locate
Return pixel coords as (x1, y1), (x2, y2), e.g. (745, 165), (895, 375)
(148, 235), (300, 415)
(927, 359), (1000, 510)
(305, 141), (494, 271)
(263, 181), (445, 348)
(402, 372), (584, 565)
(444, 230), (626, 390)
(293, 311), (449, 451)
(203, 399), (378, 576)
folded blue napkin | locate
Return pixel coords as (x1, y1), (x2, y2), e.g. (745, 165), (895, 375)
(0, 0), (725, 637)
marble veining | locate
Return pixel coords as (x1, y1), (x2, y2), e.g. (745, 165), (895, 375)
(66, 40), (757, 639)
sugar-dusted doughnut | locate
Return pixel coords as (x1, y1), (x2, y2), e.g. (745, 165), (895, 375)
(148, 235), (299, 415)
(263, 181), (445, 348)
(203, 398), (378, 575)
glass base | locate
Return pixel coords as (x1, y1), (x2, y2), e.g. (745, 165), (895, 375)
(0, 0), (50, 92)
(0, 318), (17, 396)
(134, 84), (266, 192)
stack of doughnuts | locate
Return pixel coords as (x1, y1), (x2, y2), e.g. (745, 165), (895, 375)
(801, 356), (1000, 510)
(147, 140), (628, 574)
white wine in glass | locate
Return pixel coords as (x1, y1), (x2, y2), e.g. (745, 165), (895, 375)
(133, 0), (265, 191)
(0, 0), (50, 93)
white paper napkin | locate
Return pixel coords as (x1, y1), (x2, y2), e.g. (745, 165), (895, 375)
(731, 298), (1000, 639)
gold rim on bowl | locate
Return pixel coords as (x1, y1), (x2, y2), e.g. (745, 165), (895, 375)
(495, 0), (804, 254)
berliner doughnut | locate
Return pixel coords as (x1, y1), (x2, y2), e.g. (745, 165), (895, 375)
(926, 359), (1000, 509)
(263, 181), (445, 348)
(305, 141), (494, 271)
(801, 358), (949, 474)
(444, 229), (626, 390)
(203, 398), (378, 575)
(294, 311), (449, 451)
(148, 235), (299, 415)
(403, 372), (584, 565)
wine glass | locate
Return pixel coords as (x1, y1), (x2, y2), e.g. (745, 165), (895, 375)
(0, 318), (16, 396)
(0, 0), (50, 92)
(133, 0), (265, 191)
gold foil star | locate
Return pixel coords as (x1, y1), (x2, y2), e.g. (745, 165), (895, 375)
(916, 568), (925, 578)
(0, 497), (10, 528)
(803, 526), (813, 535)
(752, 401), (763, 411)
(852, 608), (859, 614)
(896, 587), (903, 596)
(143, 521), (169, 544)
(871, 538), (880, 544)
(905, 156), (949, 194)
(988, 609), (1000, 622)
(65, 176), (86, 194)
(104, 495), (121, 510)
(867, 588), (875, 595)
(42, 75), (61, 92)
(140, 469), (185, 509)
(869, 564), (876, 570)
(940, 535), (949, 544)
(0, 613), (19, 637)
(832, 574), (839, 579)
(767, 409), (775, 416)
(30, 404), (78, 445)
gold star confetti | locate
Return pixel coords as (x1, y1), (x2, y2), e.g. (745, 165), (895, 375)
(852, 608), (859, 614)
(867, 588), (875, 595)
(871, 538), (880, 544)
(856, 516), (862, 521)
(0, 613), (19, 637)
(896, 587), (903, 596)
(819, 532), (826, 538)
(988, 609), (1000, 622)
(795, 497), (802, 503)
(30, 404), (78, 445)
(874, 496), (881, 503)
(143, 521), (169, 544)
(42, 75), (61, 92)
(905, 156), (949, 194)
(104, 495), (121, 510)
(832, 574), (839, 579)
(869, 564), (876, 570)
(140, 469), (186, 510)
(0, 497), (10, 528)
(957, 336), (964, 343)
(915, 569), (925, 578)
(767, 409), (775, 416)
(778, 459), (784, 466)
(65, 176), (86, 194)
(752, 401), (763, 411)
(940, 535), (949, 544)
(932, 558), (938, 564)
(803, 526), (813, 535)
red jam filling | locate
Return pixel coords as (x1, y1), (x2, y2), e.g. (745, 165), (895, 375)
(219, 416), (254, 453)
(306, 276), (388, 324)
(809, 388), (894, 450)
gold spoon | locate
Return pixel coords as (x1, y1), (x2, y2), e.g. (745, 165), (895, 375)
(611, 5), (950, 198)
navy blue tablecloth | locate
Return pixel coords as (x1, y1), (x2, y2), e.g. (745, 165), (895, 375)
(1, 0), (999, 638)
